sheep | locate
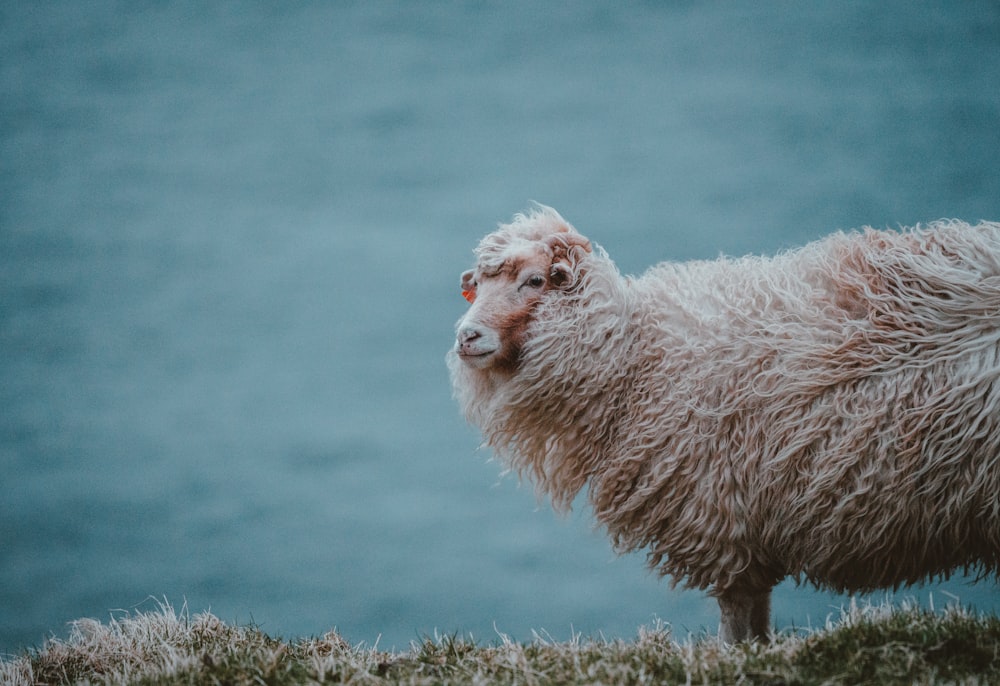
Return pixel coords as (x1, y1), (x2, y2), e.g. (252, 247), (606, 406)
(447, 204), (1000, 643)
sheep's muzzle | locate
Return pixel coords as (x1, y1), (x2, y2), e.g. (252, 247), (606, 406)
(455, 323), (500, 368)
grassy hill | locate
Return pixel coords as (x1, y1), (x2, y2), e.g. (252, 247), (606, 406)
(3, 600), (999, 685)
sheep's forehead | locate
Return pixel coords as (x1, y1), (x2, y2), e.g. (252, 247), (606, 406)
(475, 238), (550, 280)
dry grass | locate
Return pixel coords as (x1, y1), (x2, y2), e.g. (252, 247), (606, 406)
(3, 599), (999, 685)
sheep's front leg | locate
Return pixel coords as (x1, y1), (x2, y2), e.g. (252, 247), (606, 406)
(717, 588), (772, 643)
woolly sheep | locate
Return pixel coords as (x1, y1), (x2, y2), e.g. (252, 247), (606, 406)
(447, 205), (1000, 643)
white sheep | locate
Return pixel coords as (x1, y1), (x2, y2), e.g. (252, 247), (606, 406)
(447, 205), (1000, 643)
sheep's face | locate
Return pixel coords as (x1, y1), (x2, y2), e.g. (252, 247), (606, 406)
(454, 230), (591, 372)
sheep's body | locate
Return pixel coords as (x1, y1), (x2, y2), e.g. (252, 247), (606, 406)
(448, 206), (1000, 642)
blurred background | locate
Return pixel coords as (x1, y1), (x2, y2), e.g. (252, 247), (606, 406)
(3, 2), (999, 653)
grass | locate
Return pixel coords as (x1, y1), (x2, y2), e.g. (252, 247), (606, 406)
(3, 600), (999, 685)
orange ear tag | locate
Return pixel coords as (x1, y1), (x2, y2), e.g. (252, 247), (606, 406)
(462, 290), (476, 304)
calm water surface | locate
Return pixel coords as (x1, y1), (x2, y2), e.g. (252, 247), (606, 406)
(3, 2), (1000, 652)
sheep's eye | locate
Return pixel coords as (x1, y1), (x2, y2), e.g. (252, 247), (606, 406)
(522, 274), (546, 290)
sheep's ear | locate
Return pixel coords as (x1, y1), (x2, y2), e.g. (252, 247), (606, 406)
(545, 232), (592, 289)
(545, 231), (592, 260)
(460, 269), (477, 303)
(550, 263), (573, 288)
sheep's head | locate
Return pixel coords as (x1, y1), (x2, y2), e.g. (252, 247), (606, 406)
(453, 206), (592, 372)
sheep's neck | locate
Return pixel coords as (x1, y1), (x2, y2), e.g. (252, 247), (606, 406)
(495, 275), (637, 508)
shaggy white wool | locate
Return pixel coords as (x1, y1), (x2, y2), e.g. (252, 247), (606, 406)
(449, 206), (1000, 640)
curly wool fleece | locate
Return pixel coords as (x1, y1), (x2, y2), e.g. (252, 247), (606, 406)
(448, 206), (1000, 640)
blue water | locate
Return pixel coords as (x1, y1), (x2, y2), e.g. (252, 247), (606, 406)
(3, 2), (1000, 653)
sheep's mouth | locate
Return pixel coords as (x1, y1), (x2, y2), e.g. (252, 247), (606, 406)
(458, 347), (496, 360)
(457, 346), (498, 367)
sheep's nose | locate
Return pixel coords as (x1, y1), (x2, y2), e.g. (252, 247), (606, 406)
(455, 323), (498, 362)
(457, 326), (487, 355)
(457, 326), (481, 346)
